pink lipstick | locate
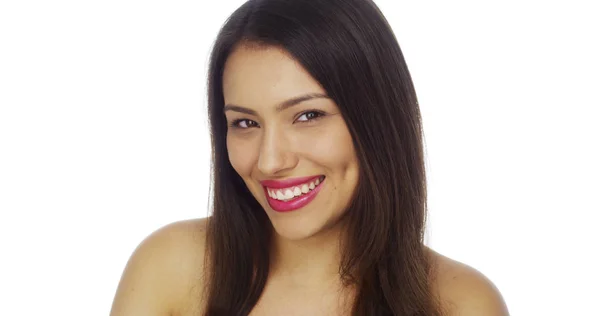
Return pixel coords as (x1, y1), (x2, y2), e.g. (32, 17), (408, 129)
(260, 175), (325, 212)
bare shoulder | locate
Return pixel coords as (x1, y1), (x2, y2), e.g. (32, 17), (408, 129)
(110, 217), (209, 316)
(426, 247), (510, 316)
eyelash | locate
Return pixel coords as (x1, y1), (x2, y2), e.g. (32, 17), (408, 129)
(229, 110), (326, 129)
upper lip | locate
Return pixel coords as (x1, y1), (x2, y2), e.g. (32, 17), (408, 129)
(260, 175), (323, 189)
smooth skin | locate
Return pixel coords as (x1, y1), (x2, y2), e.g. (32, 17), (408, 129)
(109, 218), (509, 316)
(110, 45), (509, 315)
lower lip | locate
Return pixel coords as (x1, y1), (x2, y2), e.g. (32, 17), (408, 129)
(264, 178), (325, 213)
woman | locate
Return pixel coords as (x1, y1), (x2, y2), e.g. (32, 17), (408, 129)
(111, 0), (509, 315)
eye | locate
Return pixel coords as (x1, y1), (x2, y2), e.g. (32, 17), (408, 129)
(231, 119), (259, 129)
(295, 110), (325, 123)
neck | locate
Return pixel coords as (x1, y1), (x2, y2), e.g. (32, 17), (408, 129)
(269, 223), (345, 287)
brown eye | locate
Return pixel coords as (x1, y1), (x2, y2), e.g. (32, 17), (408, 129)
(231, 119), (259, 129)
(295, 110), (325, 123)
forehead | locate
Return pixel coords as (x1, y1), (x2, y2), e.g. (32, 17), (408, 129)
(222, 45), (325, 107)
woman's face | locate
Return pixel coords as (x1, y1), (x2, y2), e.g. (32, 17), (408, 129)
(222, 44), (359, 240)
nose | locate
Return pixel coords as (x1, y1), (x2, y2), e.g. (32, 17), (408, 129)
(257, 126), (298, 176)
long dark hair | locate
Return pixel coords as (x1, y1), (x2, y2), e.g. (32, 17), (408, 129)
(205, 0), (445, 315)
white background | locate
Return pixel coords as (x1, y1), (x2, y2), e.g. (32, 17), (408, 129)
(1, 0), (598, 315)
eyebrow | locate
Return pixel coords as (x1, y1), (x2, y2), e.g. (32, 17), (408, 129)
(223, 92), (329, 115)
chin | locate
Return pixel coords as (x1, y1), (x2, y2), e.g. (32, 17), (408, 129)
(265, 206), (347, 242)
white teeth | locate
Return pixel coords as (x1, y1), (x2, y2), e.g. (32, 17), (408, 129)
(284, 189), (294, 199)
(276, 190), (285, 200)
(301, 184), (309, 193)
(267, 177), (325, 200)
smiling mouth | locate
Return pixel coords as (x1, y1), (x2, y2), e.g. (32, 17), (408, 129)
(262, 175), (326, 212)
(265, 175), (325, 201)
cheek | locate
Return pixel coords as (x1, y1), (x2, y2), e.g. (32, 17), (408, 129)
(226, 134), (258, 176)
(294, 121), (358, 170)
